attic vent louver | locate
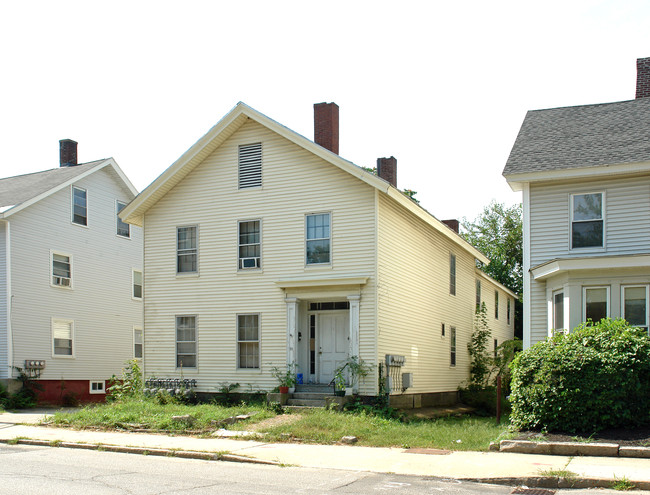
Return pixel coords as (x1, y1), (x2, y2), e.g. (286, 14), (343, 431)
(238, 143), (262, 189)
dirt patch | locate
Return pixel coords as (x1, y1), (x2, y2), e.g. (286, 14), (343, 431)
(515, 426), (650, 447)
(248, 414), (301, 431)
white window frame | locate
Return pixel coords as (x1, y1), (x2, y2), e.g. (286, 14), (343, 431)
(116, 200), (130, 238)
(51, 250), (73, 289)
(621, 285), (649, 331)
(176, 315), (197, 369)
(449, 253), (456, 296)
(52, 318), (74, 358)
(176, 225), (198, 274)
(494, 290), (499, 319)
(89, 381), (105, 394)
(582, 286), (610, 323)
(450, 326), (456, 367)
(552, 289), (566, 335)
(133, 326), (143, 359)
(238, 219), (261, 270)
(237, 313), (260, 369)
(475, 279), (481, 309)
(132, 269), (143, 300)
(305, 212), (332, 266)
(71, 185), (88, 227)
(570, 192), (605, 251)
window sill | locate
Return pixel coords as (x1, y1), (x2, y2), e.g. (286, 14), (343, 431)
(50, 284), (73, 290)
(71, 221), (89, 229)
(116, 234), (131, 240)
(176, 272), (199, 278)
(52, 355), (75, 359)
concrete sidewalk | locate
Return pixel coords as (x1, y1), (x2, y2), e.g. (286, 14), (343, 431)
(1, 409), (649, 490)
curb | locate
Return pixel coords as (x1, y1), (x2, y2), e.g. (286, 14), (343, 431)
(498, 440), (650, 458)
(0, 438), (280, 466)
(463, 476), (650, 491)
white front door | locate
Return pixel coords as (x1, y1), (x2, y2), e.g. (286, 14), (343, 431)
(318, 312), (349, 384)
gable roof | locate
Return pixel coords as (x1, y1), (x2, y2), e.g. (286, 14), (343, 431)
(503, 97), (650, 189)
(0, 158), (138, 218)
(121, 102), (488, 263)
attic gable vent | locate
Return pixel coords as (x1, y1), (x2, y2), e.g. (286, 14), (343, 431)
(238, 143), (262, 189)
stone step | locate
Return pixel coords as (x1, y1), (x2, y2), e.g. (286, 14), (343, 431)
(287, 398), (327, 407)
(294, 384), (334, 393)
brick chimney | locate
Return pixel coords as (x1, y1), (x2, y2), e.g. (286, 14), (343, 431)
(377, 156), (397, 187)
(59, 139), (78, 167)
(442, 219), (460, 233)
(314, 102), (339, 154)
(636, 57), (650, 99)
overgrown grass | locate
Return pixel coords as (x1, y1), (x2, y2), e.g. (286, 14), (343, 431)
(49, 398), (275, 431)
(257, 409), (511, 451)
(49, 398), (510, 451)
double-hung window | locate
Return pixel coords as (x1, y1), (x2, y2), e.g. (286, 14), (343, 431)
(622, 285), (649, 332)
(507, 298), (511, 325)
(116, 200), (130, 238)
(306, 213), (330, 264)
(133, 270), (143, 299)
(177, 226), (197, 273)
(52, 252), (72, 288)
(72, 186), (87, 226)
(449, 253), (456, 295)
(475, 279), (481, 310)
(494, 290), (499, 319)
(450, 327), (456, 366)
(237, 314), (260, 369)
(52, 319), (73, 357)
(583, 286), (609, 323)
(176, 316), (196, 368)
(571, 193), (604, 249)
(552, 290), (565, 334)
(238, 220), (261, 269)
(134, 327), (143, 359)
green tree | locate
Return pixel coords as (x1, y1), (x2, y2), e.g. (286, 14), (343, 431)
(467, 302), (493, 388)
(462, 201), (523, 337)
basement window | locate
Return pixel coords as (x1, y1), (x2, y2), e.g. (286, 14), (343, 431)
(89, 381), (105, 394)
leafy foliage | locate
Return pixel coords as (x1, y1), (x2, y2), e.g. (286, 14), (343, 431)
(462, 202), (523, 336)
(467, 303), (493, 387)
(509, 319), (650, 433)
(107, 360), (143, 402)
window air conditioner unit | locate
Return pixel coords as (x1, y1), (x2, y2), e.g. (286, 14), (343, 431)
(241, 257), (260, 269)
(54, 277), (71, 287)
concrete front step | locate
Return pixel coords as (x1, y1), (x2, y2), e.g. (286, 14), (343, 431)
(294, 384), (334, 393)
(292, 392), (334, 400)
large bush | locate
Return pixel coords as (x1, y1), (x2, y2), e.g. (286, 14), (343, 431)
(509, 319), (650, 433)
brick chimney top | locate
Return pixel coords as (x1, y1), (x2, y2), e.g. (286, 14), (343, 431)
(314, 102), (339, 154)
(377, 156), (397, 188)
(442, 219), (460, 233)
(59, 139), (78, 167)
(636, 57), (650, 99)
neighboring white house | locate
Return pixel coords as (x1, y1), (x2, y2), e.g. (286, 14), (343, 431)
(122, 102), (515, 407)
(0, 140), (143, 403)
(503, 57), (650, 349)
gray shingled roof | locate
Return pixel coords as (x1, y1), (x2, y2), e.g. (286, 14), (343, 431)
(0, 160), (104, 209)
(503, 97), (650, 176)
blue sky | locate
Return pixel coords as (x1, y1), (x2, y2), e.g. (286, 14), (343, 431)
(2, 0), (649, 222)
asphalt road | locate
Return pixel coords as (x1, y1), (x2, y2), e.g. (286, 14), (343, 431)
(0, 443), (646, 495)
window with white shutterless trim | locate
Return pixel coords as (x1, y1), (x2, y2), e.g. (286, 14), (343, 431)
(51, 251), (72, 288)
(116, 200), (130, 238)
(570, 192), (604, 249)
(89, 381), (105, 394)
(238, 220), (261, 269)
(622, 285), (649, 333)
(582, 286), (609, 323)
(306, 213), (331, 264)
(72, 186), (87, 226)
(52, 319), (74, 357)
(134, 327), (143, 359)
(132, 270), (143, 299)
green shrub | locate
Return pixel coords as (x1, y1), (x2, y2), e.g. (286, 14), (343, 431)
(107, 360), (143, 402)
(509, 318), (650, 433)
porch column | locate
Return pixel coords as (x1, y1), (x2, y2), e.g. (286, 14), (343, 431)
(347, 295), (360, 358)
(285, 297), (299, 365)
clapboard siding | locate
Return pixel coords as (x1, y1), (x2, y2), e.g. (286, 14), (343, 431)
(8, 167), (142, 381)
(376, 194), (514, 394)
(0, 223), (6, 379)
(143, 120), (377, 393)
(530, 176), (650, 266)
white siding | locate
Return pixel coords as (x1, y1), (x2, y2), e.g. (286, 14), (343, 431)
(530, 176), (650, 266)
(0, 222), (7, 379)
(143, 120), (377, 393)
(376, 194), (515, 395)
(8, 167), (143, 380)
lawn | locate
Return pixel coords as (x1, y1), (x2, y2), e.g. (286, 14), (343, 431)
(49, 398), (510, 451)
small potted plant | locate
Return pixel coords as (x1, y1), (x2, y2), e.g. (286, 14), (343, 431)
(333, 368), (346, 396)
(271, 363), (297, 394)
